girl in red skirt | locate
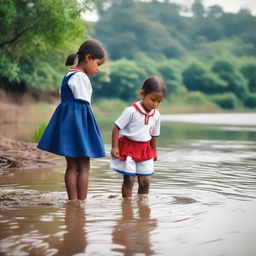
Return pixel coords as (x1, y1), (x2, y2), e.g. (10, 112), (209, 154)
(110, 76), (167, 198)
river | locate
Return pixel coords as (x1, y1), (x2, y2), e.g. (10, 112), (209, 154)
(0, 113), (256, 256)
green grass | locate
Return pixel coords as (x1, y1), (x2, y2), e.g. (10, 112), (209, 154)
(29, 122), (47, 142)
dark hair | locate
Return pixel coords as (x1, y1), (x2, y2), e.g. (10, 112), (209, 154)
(141, 76), (167, 96)
(65, 39), (107, 66)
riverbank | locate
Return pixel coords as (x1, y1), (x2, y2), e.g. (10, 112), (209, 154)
(0, 90), (63, 170)
(0, 136), (60, 171)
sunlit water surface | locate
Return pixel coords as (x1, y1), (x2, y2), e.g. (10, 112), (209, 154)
(1, 114), (256, 256)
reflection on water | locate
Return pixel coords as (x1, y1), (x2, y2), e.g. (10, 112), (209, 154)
(55, 201), (87, 256)
(1, 115), (256, 255)
(112, 197), (157, 256)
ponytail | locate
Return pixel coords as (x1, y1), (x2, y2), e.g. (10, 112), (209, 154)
(65, 53), (77, 66)
(65, 39), (107, 66)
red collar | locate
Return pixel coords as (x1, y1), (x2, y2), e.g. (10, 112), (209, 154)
(132, 101), (155, 124)
(68, 67), (84, 73)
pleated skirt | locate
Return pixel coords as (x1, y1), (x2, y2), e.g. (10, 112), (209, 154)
(37, 101), (106, 158)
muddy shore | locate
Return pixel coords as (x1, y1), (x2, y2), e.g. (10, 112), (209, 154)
(0, 136), (59, 170)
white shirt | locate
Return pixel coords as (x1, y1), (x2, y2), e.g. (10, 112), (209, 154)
(66, 71), (92, 104)
(115, 101), (161, 142)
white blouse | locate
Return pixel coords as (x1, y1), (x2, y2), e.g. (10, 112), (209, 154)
(66, 71), (92, 104)
(115, 101), (161, 142)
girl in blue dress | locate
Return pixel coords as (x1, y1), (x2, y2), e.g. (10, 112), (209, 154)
(37, 39), (107, 201)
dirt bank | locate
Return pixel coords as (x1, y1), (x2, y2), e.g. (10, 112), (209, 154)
(0, 87), (59, 105)
(0, 89), (62, 170)
(0, 88), (58, 141)
(0, 136), (61, 171)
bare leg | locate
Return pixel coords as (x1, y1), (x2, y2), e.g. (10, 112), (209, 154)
(122, 175), (135, 198)
(138, 176), (150, 195)
(77, 157), (90, 200)
(65, 157), (90, 200)
(65, 157), (78, 200)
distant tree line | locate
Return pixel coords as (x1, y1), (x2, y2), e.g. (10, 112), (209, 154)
(91, 0), (256, 109)
(91, 56), (256, 109)
(94, 0), (255, 60)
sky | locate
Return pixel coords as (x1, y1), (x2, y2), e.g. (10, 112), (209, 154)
(175, 0), (256, 14)
(83, 0), (256, 21)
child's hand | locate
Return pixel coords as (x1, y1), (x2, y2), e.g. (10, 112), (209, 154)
(111, 147), (119, 158)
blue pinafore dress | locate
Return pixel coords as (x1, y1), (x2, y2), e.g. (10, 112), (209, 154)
(37, 72), (106, 158)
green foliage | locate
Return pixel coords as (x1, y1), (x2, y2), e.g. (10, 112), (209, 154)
(240, 60), (256, 93)
(192, 0), (205, 19)
(0, 54), (20, 83)
(92, 57), (185, 100)
(212, 58), (249, 99)
(93, 0), (255, 60)
(244, 94), (256, 108)
(94, 0), (187, 60)
(0, 0), (93, 87)
(156, 59), (185, 95)
(91, 0), (256, 109)
(182, 59), (228, 94)
(181, 91), (215, 106)
(191, 39), (254, 60)
(20, 54), (66, 90)
(30, 122), (47, 142)
(209, 93), (239, 109)
(93, 55), (255, 109)
(108, 59), (145, 100)
(0, 0), (89, 57)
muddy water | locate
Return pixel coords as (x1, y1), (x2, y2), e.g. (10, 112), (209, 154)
(1, 114), (256, 256)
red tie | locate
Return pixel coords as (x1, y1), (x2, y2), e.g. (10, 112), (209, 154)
(132, 102), (155, 125)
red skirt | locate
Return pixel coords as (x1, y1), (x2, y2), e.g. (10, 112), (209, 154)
(118, 136), (157, 162)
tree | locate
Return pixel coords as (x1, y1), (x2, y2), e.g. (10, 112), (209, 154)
(156, 59), (185, 95)
(93, 0), (255, 61)
(182, 60), (227, 94)
(0, 0), (93, 86)
(212, 59), (249, 100)
(219, 10), (256, 39)
(207, 5), (224, 18)
(195, 18), (223, 41)
(192, 0), (205, 19)
(94, 0), (186, 60)
(0, 0), (91, 57)
(240, 61), (256, 93)
(209, 93), (239, 109)
(96, 59), (146, 100)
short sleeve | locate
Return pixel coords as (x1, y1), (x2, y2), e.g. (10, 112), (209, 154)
(115, 107), (134, 130)
(68, 72), (92, 103)
(150, 112), (161, 137)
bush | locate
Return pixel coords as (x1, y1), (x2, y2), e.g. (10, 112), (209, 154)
(209, 93), (238, 109)
(182, 60), (228, 94)
(182, 91), (213, 106)
(244, 94), (256, 108)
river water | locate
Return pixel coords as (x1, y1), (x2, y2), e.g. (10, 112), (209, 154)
(1, 113), (256, 256)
